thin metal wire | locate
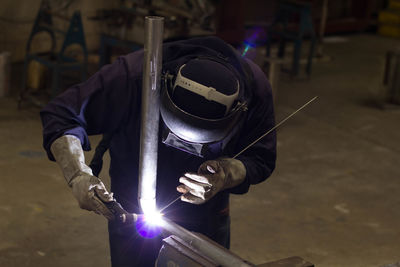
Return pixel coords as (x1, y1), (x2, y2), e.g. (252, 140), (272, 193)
(159, 96), (318, 212)
(233, 96), (318, 159)
(159, 194), (183, 213)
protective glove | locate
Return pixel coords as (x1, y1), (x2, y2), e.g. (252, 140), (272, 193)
(177, 158), (246, 204)
(50, 135), (114, 219)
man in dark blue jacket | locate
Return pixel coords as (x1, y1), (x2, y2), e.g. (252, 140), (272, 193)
(41, 36), (276, 266)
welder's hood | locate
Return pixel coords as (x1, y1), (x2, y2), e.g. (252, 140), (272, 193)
(159, 37), (252, 149)
(160, 58), (246, 144)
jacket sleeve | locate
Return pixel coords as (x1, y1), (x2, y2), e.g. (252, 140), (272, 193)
(229, 59), (277, 194)
(40, 52), (143, 161)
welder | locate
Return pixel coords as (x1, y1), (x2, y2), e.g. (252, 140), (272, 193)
(41, 36), (276, 266)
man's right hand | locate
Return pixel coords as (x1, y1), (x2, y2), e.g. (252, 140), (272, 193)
(70, 172), (114, 220)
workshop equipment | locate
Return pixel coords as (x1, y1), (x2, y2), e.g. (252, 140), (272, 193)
(92, 0), (215, 67)
(378, 0), (400, 38)
(138, 16), (164, 214)
(0, 51), (11, 97)
(384, 47), (400, 105)
(26, 60), (47, 92)
(266, 0), (316, 77)
(263, 57), (285, 102)
(19, 0), (87, 107)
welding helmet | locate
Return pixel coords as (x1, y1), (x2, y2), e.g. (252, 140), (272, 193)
(160, 57), (248, 157)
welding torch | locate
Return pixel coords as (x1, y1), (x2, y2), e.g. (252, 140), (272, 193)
(96, 195), (138, 224)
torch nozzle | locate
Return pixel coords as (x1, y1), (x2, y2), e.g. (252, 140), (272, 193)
(119, 213), (138, 224)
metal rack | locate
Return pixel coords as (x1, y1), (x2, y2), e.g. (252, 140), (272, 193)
(19, 1), (87, 107)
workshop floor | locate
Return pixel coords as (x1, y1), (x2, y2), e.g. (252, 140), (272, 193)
(1, 34), (399, 267)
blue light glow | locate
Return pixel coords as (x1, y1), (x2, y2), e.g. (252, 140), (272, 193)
(241, 26), (266, 58)
(241, 41), (255, 57)
(242, 44), (251, 57)
(135, 213), (163, 239)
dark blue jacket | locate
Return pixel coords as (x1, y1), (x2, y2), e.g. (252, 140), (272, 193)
(40, 36), (276, 233)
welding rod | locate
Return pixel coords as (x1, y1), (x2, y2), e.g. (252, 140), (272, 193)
(233, 96), (318, 159)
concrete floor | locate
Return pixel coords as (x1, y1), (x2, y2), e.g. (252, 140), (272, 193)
(1, 34), (399, 267)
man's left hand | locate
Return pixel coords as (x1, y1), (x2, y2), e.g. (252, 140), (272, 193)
(177, 158), (246, 204)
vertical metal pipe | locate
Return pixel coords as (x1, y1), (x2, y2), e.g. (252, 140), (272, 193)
(139, 16), (164, 214)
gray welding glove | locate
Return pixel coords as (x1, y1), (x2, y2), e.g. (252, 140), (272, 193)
(177, 158), (246, 204)
(50, 135), (114, 220)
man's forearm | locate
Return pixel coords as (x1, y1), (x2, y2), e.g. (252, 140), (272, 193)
(50, 135), (92, 185)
